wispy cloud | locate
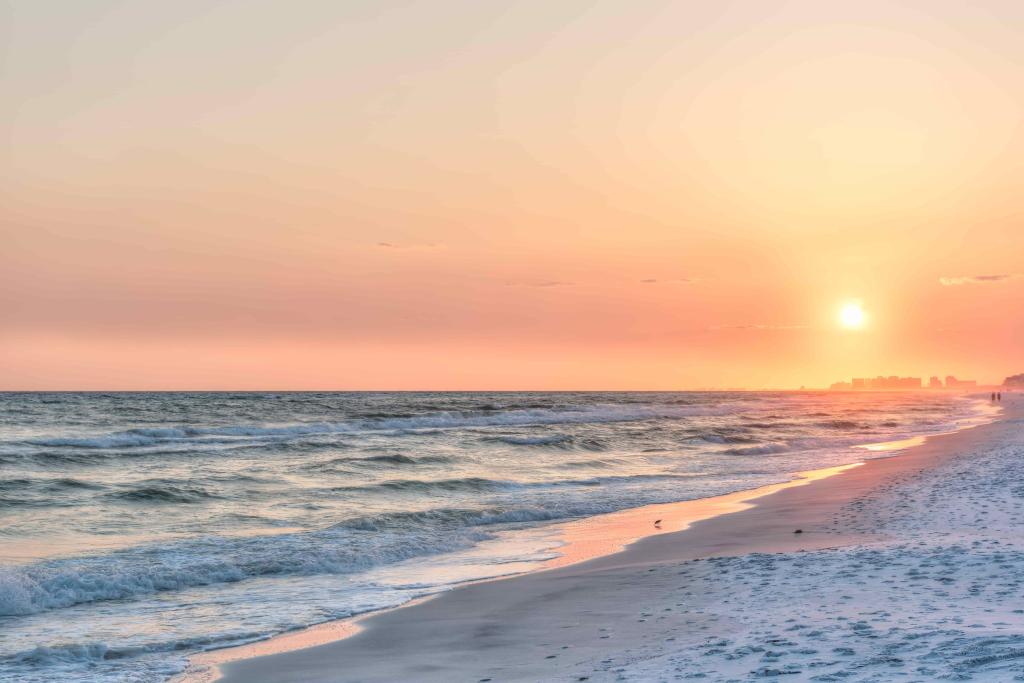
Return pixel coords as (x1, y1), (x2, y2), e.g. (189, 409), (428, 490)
(939, 274), (1021, 286)
(376, 241), (440, 250)
(639, 277), (696, 284)
(710, 323), (809, 331)
(505, 280), (574, 288)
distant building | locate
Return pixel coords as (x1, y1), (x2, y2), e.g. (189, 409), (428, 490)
(845, 376), (922, 390)
(1004, 373), (1024, 388)
(835, 374), (977, 390)
(945, 376), (977, 389)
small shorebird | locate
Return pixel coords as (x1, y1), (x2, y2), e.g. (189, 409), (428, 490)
(654, 519), (662, 528)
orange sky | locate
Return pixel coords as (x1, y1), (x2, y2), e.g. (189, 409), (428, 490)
(2, 1), (1022, 390)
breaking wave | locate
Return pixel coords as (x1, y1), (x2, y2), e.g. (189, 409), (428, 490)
(19, 403), (729, 453)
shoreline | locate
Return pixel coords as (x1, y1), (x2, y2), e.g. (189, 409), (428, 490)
(176, 397), (1010, 683)
(178, 463), (862, 682)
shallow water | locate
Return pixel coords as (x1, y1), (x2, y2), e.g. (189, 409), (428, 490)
(0, 391), (993, 682)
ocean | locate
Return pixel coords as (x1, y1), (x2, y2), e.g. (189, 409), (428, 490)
(0, 391), (993, 682)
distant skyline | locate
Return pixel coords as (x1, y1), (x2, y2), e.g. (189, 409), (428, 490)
(826, 373), (1003, 391)
(3, 1), (1023, 390)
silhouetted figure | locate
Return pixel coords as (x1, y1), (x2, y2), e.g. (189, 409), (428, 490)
(992, 392), (996, 401)
(998, 392), (1002, 401)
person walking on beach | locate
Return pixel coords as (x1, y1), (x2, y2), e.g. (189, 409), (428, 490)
(992, 392), (996, 401)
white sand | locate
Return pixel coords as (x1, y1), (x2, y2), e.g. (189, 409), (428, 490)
(204, 397), (1021, 682)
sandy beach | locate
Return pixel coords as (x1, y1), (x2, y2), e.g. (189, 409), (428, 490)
(179, 396), (1022, 682)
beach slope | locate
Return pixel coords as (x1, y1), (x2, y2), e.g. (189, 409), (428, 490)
(216, 398), (1022, 682)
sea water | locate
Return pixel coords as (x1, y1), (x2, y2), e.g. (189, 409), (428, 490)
(0, 391), (994, 682)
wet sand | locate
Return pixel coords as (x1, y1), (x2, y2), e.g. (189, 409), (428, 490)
(196, 398), (1015, 683)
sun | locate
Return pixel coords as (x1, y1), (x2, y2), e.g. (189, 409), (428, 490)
(839, 301), (867, 329)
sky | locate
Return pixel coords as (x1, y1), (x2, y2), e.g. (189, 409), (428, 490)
(2, 0), (1022, 390)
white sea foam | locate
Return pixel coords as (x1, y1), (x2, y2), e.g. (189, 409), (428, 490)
(0, 470), (704, 618)
(29, 434), (167, 449)
(721, 442), (790, 456)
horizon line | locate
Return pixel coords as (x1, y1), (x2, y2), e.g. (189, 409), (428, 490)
(0, 387), (1009, 393)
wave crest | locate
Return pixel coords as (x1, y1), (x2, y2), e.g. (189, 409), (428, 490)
(19, 403), (728, 454)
